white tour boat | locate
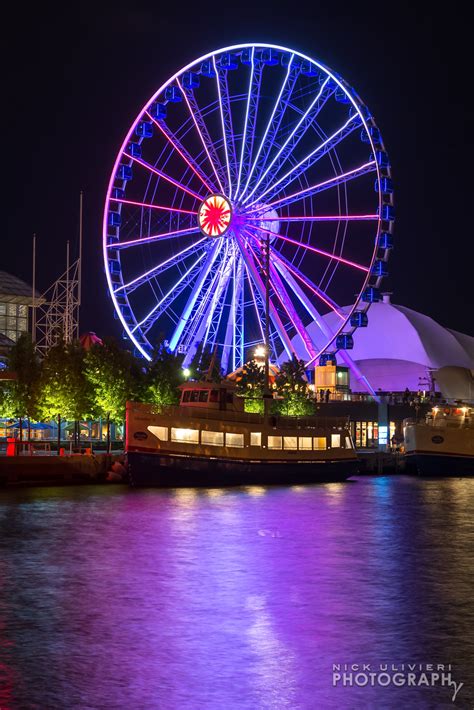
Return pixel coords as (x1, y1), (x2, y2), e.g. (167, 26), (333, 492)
(403, 404), (474, 476)
(126, 381), (359, 487)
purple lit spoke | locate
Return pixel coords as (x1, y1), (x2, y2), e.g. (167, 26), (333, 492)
(132, 252), (207, 334)
(249, 114), (360, 206)
(124, 152), (205, 202)
(238, 55), (297, 202)
(257, 160), (377, 212)
(177, 77), (226, 194)
(146, 112), (217, 193)
(110, 197), (197, 215)
(251, 224), (370, 273)
(236, 50), (263, 199)
(113, 238), (207, 294)
(111, 227), (200, 251)
(242, 77), (333, 205)
(213, 56), (235, 197)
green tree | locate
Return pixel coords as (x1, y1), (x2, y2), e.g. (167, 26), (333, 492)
(274, 356), (315, 416)
(38, 340), (93, 422)
(235, 360), (265, 413)
(84, 339), (143, 422)
(0, 382), (15, 419)
(7, 334), (41, 422)
(144, 345), (183, 406)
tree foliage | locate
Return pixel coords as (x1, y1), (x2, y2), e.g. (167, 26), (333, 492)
(274, 356), (315, 416)
(144, 345), (183, 406)
(84, 338), (143, 422)
(38, 340), (93, 421)
(5, 334), (41, 419)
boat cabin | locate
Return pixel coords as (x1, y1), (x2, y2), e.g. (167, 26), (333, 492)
(179, 381), (245, 412)
(427, 404), (472, 429)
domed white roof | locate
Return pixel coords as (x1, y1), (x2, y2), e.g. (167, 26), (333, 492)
(291, 299), (474, 393)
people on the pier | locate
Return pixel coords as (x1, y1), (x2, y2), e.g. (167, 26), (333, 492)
(325, 389), (330, 403)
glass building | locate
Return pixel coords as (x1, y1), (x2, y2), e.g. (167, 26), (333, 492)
(0, 270), (39, 343)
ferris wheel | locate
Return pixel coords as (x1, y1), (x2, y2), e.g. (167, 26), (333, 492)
(103, 43), (393, 371)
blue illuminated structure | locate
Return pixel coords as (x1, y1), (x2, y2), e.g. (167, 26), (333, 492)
(103, 44), (393, 368)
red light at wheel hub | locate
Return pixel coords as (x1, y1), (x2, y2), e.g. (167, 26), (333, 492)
(198, 194), (232, 237)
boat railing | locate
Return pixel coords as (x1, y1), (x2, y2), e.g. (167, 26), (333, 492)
(136, 403), (350, 430)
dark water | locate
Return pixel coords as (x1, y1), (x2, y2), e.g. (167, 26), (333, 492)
(1, 476), (473, 709)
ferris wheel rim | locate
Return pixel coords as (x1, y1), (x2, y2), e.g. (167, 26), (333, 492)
(103, 42), (392, 366)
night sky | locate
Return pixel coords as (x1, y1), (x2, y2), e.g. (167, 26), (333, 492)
(4, 2), (473, 339)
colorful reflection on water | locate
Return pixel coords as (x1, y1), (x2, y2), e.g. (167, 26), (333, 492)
(1, 477), (473, 708)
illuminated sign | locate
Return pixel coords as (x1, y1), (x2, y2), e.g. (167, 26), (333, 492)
(198, 194), (232, 237)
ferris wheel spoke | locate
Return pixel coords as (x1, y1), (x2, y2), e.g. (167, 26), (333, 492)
(251, 224), (369, 272)
(177, 77), (227, 194)
(168, 240), (223, 351)
(181, 244), (231, 363)
(221, 255), (244, 372)
(132, 252), (207, 335)
(242, 77), (334, 205)
(111, 227), (200, 251)
(246, 214), (378, 223)
(124, 152), (205, 202)
(213, 57), (238, 197)
(113, 238), (207, 295)
(239, 55), (298, 202)
(235, 50), (264, 199)
(267, 244), (346, 318)
(146, 112), (217, 193)
(110, 197), (198, 216)
(199, 250), (235, 355)
(259, 160), (377, 212)
(243, 233), (317, 360)
(248, 114), (361, 207)
(235, 232), (294, 359)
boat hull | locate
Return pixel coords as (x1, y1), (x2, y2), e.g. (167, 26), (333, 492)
(128, 451), (359, 487)
(404, 452), (474, 477)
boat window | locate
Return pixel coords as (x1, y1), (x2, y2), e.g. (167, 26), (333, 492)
(182, 391), (191, 403)
(268, 436), (282, 450)
(313, 437), (327, 450)
(250, 432), (262, 446)
(210, 389), (219, 403)
(201, 430), (224, 446)
(226, 432), (244, 448)
(171, 427), (199, 444)
(147, 425), (168, 441)
(331, 434), (341, 448)
(283, 436), (297, 450)
(345, 436), (353, 449)
(190, 390), (199, 402)
(298, 436), (312, 450)
(199, 391), (209, 402)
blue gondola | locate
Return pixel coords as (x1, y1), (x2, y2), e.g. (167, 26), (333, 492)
(375, 176), (393, 194)
(117, 165), (132, 181)
(108, 212), (121, 227)
(360, 125), (381, 144)
(112, 188), (124, 199)
(149, 103), (167, 120)
(372, 260), (388, 277)
(319, 353), (337, 366)
(301, 60), (318, 76)
(378, 232), (393, 249)
(201, 60), (216, 77)
(219, 53), (238, 70)
(108, 259), (121, 274)
(262, 48), (279, 65)
(336, 334), (354, 349)
(350, 104), (371, 120)
(375, 150), (390, 168)
(182, 72), (199, 89)
(335, 87), (350, 103)
(135, 121), (153, 138)
(240, 48), (252, 65)
(165, 86), (181, 102)
(378, 204), (395, 221)
(350, 311), (368, 327)
(127, 142), (142, 158)
(362, 286), (381, 303)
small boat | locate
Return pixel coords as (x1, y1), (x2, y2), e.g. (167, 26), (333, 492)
(403, 404), (474, 476)
(126, 381), (358, 487)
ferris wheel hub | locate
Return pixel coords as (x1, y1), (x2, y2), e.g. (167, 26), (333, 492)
(198, 194), (232, 237)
